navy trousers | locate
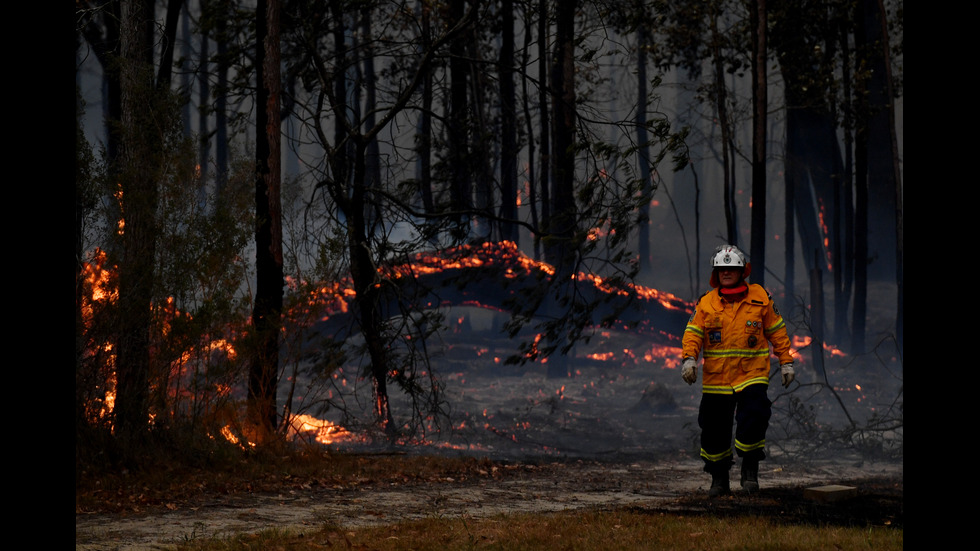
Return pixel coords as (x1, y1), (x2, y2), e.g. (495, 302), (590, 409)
(697, 383), (772, 473)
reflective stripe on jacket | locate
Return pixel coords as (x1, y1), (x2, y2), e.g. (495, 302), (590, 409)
(682, 284), (793, 394)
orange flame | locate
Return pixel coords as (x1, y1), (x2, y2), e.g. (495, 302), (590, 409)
(286, 414), (353, 445)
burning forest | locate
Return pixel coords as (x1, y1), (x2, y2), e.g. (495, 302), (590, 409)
(76, 0), (902, 481)
(77, 239), (902, 467)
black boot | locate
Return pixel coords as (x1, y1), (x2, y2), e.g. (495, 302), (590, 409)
(741, 459), (759, 493)
(708, 469), (730, 497)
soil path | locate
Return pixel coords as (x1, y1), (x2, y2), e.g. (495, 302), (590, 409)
(75, 457), (902, 551)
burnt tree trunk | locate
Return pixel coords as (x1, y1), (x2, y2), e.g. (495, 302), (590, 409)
(114, 0), (158, 452)
(448, 0), (471, 242)
(417, 2), (435, 239)
(708, 11), (738, 247)
(535, 0), (550, 261)
(748, 0), (767, 287)
(361, 6), (382, 237)
(852, 106), (869, 353)
(349, 140), (397, 434)
(832, 12), (854, 347)
(809, 249), (826, 379)
(858, 0), (899, 282)
(858, 0), (902, 352)
(520, 2), (540, 256)
(213, 0), (232, 193)
(636, 19), (652, 273)
(499, 0), (519, 244)
(546, 0), (577, 379)
(249, 0), (284, 442)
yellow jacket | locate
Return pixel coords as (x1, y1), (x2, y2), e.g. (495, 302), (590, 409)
(682, 284), (794, 394)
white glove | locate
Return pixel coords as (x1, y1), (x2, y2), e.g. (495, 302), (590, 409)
(681, 357), (697, 385)
(780, 363), (795, 388)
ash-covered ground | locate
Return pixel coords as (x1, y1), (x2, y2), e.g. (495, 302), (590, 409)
(296, 305), (903, 468)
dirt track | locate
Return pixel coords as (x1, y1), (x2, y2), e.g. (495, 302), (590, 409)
(75, 456), (902, 551)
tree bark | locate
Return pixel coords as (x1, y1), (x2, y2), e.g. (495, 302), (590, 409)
(499, 0), (519, 244)
(212, 0), (232, 193)
(536, 0), (550, 261)
(832, 11), (854, 346)
(361, 6), (382, 237)
(448, 0), (471, 241)
(249, 0), (284, 442)
(546, 0), (577, 379)
(709, 12), (737, 246)
(417, 0), (434, 230)
(520, 2), (540, 256)
(547, 0), (576, 269)
(196, 2), (211, 186)
(748, 0), (767, 287)
(861, 0), (902, 351)
(852, 121), (868, 353)
(114, 0), (158, 452)
(636, 20), (651, 273)
(859, 0), (898, 281)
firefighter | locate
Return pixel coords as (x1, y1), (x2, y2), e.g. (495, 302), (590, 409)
(681, 244), (796, 497)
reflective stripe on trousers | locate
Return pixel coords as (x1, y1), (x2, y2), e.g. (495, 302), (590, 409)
(697, 382), (771, 472)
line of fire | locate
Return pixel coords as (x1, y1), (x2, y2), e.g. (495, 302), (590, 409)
(79, 238), (866, 460)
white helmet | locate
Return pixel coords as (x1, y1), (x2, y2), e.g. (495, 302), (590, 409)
(709, 245), (751, 287)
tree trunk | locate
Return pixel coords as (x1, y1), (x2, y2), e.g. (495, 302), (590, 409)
(114, 0), (158, 452)
(417, 0), (434, 231)
(809, 249), (826, 379)
(858, 0), (898, 281)
(196, 3), (211, 187)
(783, 156), (795, 295)
(520, 1), (540, 255)
(214, 0), (231, 193)
(448, 0), (471, 241)
(156, 0), (183, 89)
(861, 0), (902, 351)
(852, 123), (868, 353)
(468, 24), (494, 242)
(547, 0), (576, 269)
(349, 141), (397, 434)
(546, 0), (577, 379)
(636, 21), (651, 273)
(833, 12), (854, 346)
(248, 0), (284, 442)
(180, 5), (192, 135)
(536, 0), (550, 260)
(361, 6), (382, 237)
(498, 0), (518, 244)
(851, 24), (869, 354)
(709, 12), (737, 246)
(329, 0), (350, 190)
(748, 0), (767, 287)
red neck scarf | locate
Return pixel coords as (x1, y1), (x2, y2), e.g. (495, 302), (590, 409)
(719, 284), (748, 299)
